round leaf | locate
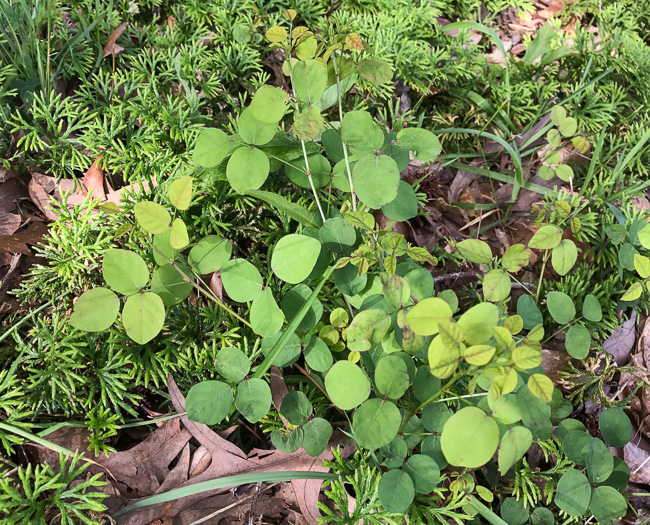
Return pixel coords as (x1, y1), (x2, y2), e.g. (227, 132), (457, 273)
(271, 234), (321, 284)
(555, 469), (591, 516)
(565, 324), (590, 359)
(238, 108), (276, 146)
(498, 426), (533, 475)
(193, 128), (232, 167)
(271, 428), (303, 453)
(375, 354), (409, 399)
(530, 508), (554, 525)
(377, 469), (414, 513)
(396, 128), (441, 161)
(325, 361), (370, 410)
(292, 59), (328, 103)
(248, 85), (288, 124)
(320, 217), (356, 253)
(483, 269), (511, 302)
(153, 228), (177, 266)
(599, 407), (633, 447)
(583, 437), (614, 483)
(188, 235), (232, 274)
(221, 259), (263, 302)
(352, 398), (401, 450)
(122, 292), (165, 344)
(265, 25), (287, 42)
(134, 201), (171, 234)
(381, 180), (418, 222)
(70, 288), (119, 332)
(280, 284), (323, 335)
(403, 454), (440, 493)
(413, 366), (441, 403)
(547, 291), (575, 324)
(347, 309), (391, 352)
(293, 107), (325, 140)
(216, 347), (250, 383)
(226, 146), (270, 193)
(103, 248), (149, 296)
(281, 391), (312, 426)
(250, 288), (284, 337)
(186, 381), (233, 425)
(352, 154), (400, 209)
(341, 110), (383, 156)
(551, 239), (578, 276)
(150, 263), (193, 305)
(169, 218), (189, 249)
(357, 57), (393, 84)
(528, 225), (562, 250)
(168, 176), (193, 210)
(261, 331), (301, 367)
(235, 378), (271, 423)
(457, 302), (499, 345)
(441, 407), (499, 468)
(405, 297), (452, 336)
(303, 335), (333, 372)
(563, 430), (592, 464)
(457, 239), (492, 264)
(590, 486), (627, 524)
(527, 374), (554, 403)
(302, 418), (333, 457)
(285, 153), (331, 189)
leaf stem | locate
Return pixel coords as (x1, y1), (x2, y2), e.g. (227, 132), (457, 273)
(331, 53), (357, 211)
(535, 250), (550, 305)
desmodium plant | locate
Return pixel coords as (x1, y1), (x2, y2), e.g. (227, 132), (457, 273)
(65, 11), (635, 521)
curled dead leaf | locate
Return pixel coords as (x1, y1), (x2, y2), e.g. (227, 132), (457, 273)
(103, 22), (128, 58)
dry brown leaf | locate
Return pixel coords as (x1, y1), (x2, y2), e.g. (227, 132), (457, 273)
(103, 23), (128, 58)
(28, 177), (58, 221)
(209, 269), (223, 300)
(625, 438), (650, 485)
(0, 221), (48, 255)
(82, 156), (106, 200)
(0, 213), (20, 236)
(604, 311), (637, 366)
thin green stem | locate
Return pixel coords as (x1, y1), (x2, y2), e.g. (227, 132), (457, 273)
(0, 293), (66, 345)
(331, 53), (356, 210)
(535, 250), (550, 305)
(399, 374), (464, 433)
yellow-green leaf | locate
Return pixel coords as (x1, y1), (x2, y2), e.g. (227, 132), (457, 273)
(527, 374), (553, 403)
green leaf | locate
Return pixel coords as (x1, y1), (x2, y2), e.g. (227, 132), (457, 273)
(285, 153), (331, 189)
(382, 273), (411, 310)
(517, 295), (543, 329)
(293, 107), (325, 140)
(102, 248), (149, 296)
(498, 426), (533, 475)
(441, 407), (499, 468)
(186, 381), (233, 425)
(325, 361), (370, 410)
(501, 244), (531, 272)
(216, 347), (250, 383)
(281, 284), (323, 334)
(528, 225), (562, 250)
(510, 344), (541, 370)
(169, 218), (189, 249)
(405, 297), (452, 336)
(248, 85), (288, 124)
(193, 128), (232, 167)
(621, 281), (643, 301)
(303, 335), (333, 372)
(582, 294), (602, 322)
(292, 59), (328, 103)
(638, 223), (650, 249)
(551, 239), (577, 276)
(550, 106), (567, 126)
(153, 228), (177, 266)
(150, 263), (193, 305)
(341, 111), (383, 157)
(377, 469), (414, 513)
(271, 234), (321, 284)
(347, 309), (391, 352)
(555, 469), (591, 516)
(265, 25), (287, 42)
(635, 253), (650, 278)
(589, 486), (627, 524)
(168, 176), (193, 210)
(517, 386), (552, 440)
(221, 259), (263, 302)
(235, 378), (271, 423)
(381, 180), (418, 222)
(488, 394), (522, 425)
(546, 291), (575, 324)
(70, 288), (119, 332)
(555, 164), (574, 182)
(134, 201), (171, 235)
(271, 428), (303, 453)
(530, 507), (554, 525)
(226, 146), (270, 193)
(250, 288), (284, 337)
(457, 302), (499, 345)
(599, 407), (633, 447)
(302, 418), (333, 456)
(375, 355), (409, 399)
(396, 128), (442, 162)
(245, 189), (315, 227)
(565, 324), (590, 359)
(559, 117), (578, 137)
(527, 374), (554, 403)
(353, 398), (401, 450)
(429, 333), (461, 379)
(188, 235), (233, 275)
(583, 437), (614, 483)
(281, 391), (313, 426)
(238, 108), (276, 145)
(413, 366), (441, 403)
(352, 154), (400, 209)
(456, 239), (492, 264)
(357, 57), (393, 84)
(122, 292), (165, 344)
(483, 269), (511, 302)
(500, 497), (528, 525)
(403, 454), (440, 494)
(320, 217), (356, 253)
(563, 430), (592, 464)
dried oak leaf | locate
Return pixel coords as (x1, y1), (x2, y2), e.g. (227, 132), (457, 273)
(604, 311), (637, 366)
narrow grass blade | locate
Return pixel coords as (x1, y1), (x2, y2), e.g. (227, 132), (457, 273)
(112, 471), (339, 517)
(466, 495), (509, 525)
(448, 161), (549, 196)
